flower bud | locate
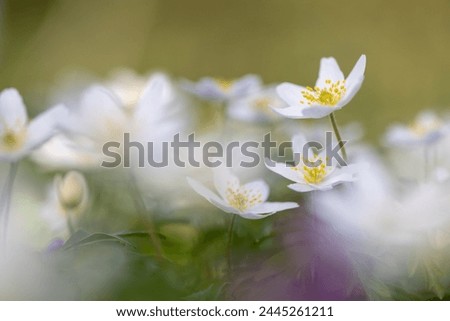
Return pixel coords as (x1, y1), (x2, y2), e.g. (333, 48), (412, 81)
(57, 171), (88, 210)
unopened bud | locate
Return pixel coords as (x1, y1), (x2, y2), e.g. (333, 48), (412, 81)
(57, 171), (87, 210)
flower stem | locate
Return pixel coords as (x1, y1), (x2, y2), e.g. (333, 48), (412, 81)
(66, 210), (76, 236)
(0, 162), (19, 253)
(128, 171), (164, 259)
(329, 112), (348, 162)
(227, 215), (237, 272)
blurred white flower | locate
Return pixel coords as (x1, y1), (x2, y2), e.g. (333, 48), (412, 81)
(226, 86), (285, 123)
(187, 168), (298, 219)
(181, 74), (261, 102)
(48, 73), (187, 169)
(0, 88), (67, 162)
(31, 134), (101, 170)
(384, 111), (447, 147)
(315, 153), (450, 298)
(104, 69), (149, 110)
(266, 134), (360, 192)
(273, 55), (366, 119)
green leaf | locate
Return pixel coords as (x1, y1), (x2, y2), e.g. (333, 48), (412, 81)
(63, 231), (135, 250)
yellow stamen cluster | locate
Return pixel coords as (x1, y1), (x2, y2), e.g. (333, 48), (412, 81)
(291, 156), (328, 184)
(302, 162), (327, 184)
(225, 182), (263, 211)
(300, 79), (346, 107)
(1, 128), (26, 151)
(215, 78), (234, 91)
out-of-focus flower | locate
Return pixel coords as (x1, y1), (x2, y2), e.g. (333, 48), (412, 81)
(315, 153), (450, 299)
(274, 55), (366, 119)
(31, 134), (101, 170)
(104, 69), (149, 110)
(384, 111), (447, 147)
(187, 168), (298, 219)
(43, 73), (186, 169)
(0, 88), (66, 162)
(56, 171), (88, 211)
(181, 74), (261, 102)
(226, 86), (285, 123)
(266, 134), (360, 192)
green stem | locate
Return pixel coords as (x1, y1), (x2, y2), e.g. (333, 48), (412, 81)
(128, 171), (164, 259)
(66, 210), (75, 236)
(227, 215), (237, 272)
(1, 162), (19, 252)
(329, 112), (348, 162)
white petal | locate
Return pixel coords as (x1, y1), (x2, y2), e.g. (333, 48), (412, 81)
(276, 82), (306, 106)
(135, 73), (174, 122)
(242, 179), (269, 202)
(232, 74), (261, 97)
(244, 201), (299, 218)
(315, 57), (345, 87)
(291, 133), (308, 155)
(288, 183), (332, 193)
(0, 88), (28, 130)
(25, 104), (68, 152)
(272, 105), (337, 119)
(338, 54), (366, 107)
(322, 171), (356, 187)
(266, 160), (301, 183)
(186, 177), (237, 214)
(71, 85), (126, 138)
(193, 78), (227, 100)
(213, 167), (240, 199)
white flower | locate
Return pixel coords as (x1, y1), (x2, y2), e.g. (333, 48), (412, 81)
(0, 88), (67, 162)
(315, 156), (450, 298)
(58, 73), (186, 167)
(266, 134), (360, 192)
(226, 86), (285, 123)
(273, 55), (366, 119)
(187, 168), (298, 219)
(181, 74), (261, 102)
(385, 111), (447, 147)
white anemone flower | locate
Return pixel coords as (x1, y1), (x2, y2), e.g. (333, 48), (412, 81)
(187, 168), (298, 220)
(226, 86), (285, 123)
(266, 134), (360, 192)
(58, 73), (186, 168)
(0, 88), (66, 162)
(181, 74), (261, 102)
(384, 111), (447, 147)
(273, 55), (366, 119)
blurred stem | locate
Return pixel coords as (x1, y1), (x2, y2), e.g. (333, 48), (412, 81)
(424, 145), (430, 182)
(329, 112), (347, 162)
(66, 210), (75, 236)
(227, 215), (237, 272)
(0, 161), (19, 253)
(128, 171), (164, 259)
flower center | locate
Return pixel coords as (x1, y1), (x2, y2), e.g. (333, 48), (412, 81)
(225, 184), (263, 211)
(302, 162), (327, 184)
(291, 156), (328, 184)
(215, 78), (234, 91)
(252, 97), (273, 112)
(300, 79), (346, 106)
(1, 128), (26, 151)
(409, 120), (442, 137)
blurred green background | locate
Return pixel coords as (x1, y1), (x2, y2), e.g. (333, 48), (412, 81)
(0, 0), (449, 141)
